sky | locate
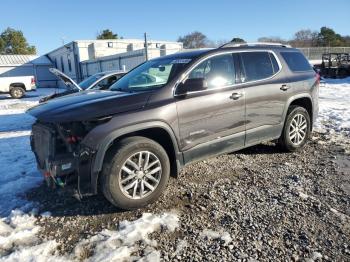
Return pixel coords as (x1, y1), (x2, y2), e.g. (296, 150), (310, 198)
(0, 0), (349, 54)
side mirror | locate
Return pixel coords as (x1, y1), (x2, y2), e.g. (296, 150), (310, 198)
(175, 78), (208, 96)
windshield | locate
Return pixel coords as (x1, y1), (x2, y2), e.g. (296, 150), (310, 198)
(110, 58), (191, 92)
(79, 73), (104, 90)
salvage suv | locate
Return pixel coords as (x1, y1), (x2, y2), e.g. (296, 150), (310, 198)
(28, 43), (319, 210)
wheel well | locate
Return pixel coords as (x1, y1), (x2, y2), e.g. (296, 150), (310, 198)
(104, 127), (179, 178)
(289, 97), (313, 126)
(10, 83), (26, 91)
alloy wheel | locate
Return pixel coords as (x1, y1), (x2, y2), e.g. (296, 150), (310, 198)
(119, 151), (162, 199)
(289, 113), (307, 145)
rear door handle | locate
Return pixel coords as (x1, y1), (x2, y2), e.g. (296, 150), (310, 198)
(230, 92), (243, 100)
(280, 84), (291, 91)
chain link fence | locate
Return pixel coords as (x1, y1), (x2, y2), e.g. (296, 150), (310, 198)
(299, 47), (350, 60)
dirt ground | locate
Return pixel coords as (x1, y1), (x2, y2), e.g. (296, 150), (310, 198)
(26, 132), (350, 261)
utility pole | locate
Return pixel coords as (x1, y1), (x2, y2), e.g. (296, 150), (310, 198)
(144, 32), (149, 61)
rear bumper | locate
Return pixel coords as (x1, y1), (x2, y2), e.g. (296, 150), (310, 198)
(28, 85), (37, 91)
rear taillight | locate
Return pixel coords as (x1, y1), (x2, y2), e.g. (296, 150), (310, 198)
(31, 77), (36, 85)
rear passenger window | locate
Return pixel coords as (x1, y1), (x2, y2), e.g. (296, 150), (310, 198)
(280, 52), (312, 72)
(241, 52), (276, 82)
(188, 54), (235, 89)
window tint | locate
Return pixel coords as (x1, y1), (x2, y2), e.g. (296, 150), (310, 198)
(188, 54), (235, 89)
(241, 52), (275, 81)
(281, 52), (312, 72)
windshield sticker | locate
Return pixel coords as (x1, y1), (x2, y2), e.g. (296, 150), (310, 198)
(170, 59), (192, 64)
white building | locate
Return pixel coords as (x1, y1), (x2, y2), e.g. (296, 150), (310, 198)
(0, 55), (55, 88)
(46, 39), (183, 86)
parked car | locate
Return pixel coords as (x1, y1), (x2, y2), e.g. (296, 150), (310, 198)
(39, 68), (127, 102)
(28, 43), (319, 210)
(0, 75), (36, 98)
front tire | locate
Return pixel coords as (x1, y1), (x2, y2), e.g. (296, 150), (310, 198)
(10, 86), (25, 99)
(101, 136), (170, 210)
(279, 106), (311, 152)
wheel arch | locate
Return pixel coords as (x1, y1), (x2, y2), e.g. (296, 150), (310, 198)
(284, 94), (313, 128)
(89, 121), (184, 194)
(9, 82), (26, 91)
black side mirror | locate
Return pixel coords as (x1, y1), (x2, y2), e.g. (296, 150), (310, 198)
(175, 78), (208, 96)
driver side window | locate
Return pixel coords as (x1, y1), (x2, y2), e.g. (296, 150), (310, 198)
(188, 54), (235, 89)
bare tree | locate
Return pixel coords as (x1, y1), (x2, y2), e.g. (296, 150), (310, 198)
(178, 31), (209, 49)
(291, 29), (318, 47)
(257, 36), (288, 44)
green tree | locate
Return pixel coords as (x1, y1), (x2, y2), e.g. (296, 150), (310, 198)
(317, 27), (345, 47)
(231, 37), (245, 43)
(0, 27), (36, 55)
(0, 38), (4, 52)
(178, 31), (209, 49)
(97, 29), (119, 40)
(343, 36), (350, 46)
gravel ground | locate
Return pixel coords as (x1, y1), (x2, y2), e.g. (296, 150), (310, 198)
(26, 131), (350, 261)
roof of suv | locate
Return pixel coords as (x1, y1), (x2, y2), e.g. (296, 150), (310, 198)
(155, 44), (298, 61)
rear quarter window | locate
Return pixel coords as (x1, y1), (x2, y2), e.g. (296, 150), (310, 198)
(241, 52), (278, 82)
(281, 52), (312, 72)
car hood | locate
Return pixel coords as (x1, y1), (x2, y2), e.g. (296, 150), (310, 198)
(49, 68), (82, 91)
(27, 90), (151, 123)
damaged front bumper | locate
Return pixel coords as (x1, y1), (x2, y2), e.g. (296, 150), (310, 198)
(30, 122), (99, 199)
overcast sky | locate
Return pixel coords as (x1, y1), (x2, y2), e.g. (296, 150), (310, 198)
(1, 0), (349, 54)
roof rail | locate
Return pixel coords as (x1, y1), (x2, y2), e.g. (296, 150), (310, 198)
(219, 42), (291, 48)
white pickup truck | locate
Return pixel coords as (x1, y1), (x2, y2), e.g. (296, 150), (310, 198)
(0, 75), (36, 98)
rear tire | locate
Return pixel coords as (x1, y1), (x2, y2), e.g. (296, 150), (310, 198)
(101, 136), (170, 210)
(278, 106), (311, 152)
(10, 86), (25, 99)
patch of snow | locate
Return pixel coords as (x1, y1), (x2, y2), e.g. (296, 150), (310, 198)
(0, 212), (178, 262)
(315, 77), (350, 152)
(316, 77), (350, 136)
(0, 209), (59, 260)
(172, 239), (187, 257)
(200, 229), (232, 245)
(0, 131), (41, 216)
(309, 59), (322, 66)
(73, 212), (178, 261)
(0, 88), (68, 216)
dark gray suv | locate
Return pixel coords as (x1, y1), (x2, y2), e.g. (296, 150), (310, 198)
(28, 43), (319, 209)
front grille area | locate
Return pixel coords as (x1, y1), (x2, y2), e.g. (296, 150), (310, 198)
(31, 123), (55, 169)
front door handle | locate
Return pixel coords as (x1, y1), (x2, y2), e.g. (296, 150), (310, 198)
(230, 92), (243, 100)
(280, 84), (291, 91)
